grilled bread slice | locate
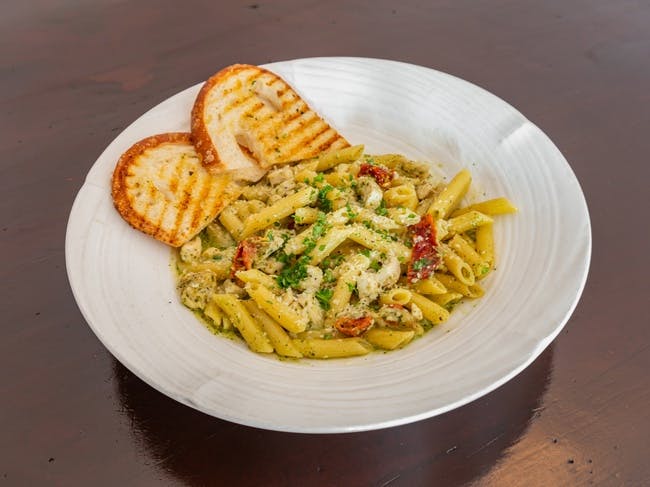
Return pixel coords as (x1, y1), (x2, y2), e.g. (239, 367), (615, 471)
(191, 64), (350, 181)
(111, 133), (241, 247)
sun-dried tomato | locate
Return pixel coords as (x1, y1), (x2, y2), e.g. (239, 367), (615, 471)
(407, 213), (441, 282)
(334, 315), (374, 337)
(230, 239), (257, 278)
(358, 163), (394, 188)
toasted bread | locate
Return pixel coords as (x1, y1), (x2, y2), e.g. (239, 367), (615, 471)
(191, 64), (350, 181)
(111, 133), (241, 247)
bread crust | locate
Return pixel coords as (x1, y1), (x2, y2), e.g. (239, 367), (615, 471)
(191, 64), (349, 179)
(191, 65), (249, 173)
(111, 132), (239, 247)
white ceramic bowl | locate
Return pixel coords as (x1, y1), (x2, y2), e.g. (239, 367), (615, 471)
(66, 57), (591, 433)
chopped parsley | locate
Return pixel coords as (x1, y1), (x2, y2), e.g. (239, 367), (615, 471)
(276, 255), (310, 289)
(315, 288), (333, 310)
(346, 282), (357, 293)
(421, 319), (434, 331)
(316, 184), (335, 212)
(323, 268), (336, 283)
(375, 199), (388, 216)
(313, 173), (325, 183)
(345, 203), (357, 219)
(413, 257), (431, 271)
(276, 213), (329, 289)
(322, 253), (345, 268)
(360, 248), (371, 257)
(312, 212), (328, 238)
(369, 260), (381, 271)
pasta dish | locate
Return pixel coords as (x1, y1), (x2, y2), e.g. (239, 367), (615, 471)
(174, 145), (516, 359)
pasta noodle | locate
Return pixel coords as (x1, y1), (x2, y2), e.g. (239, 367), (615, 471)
(379, 288), (412, 306)
(428, 169), (471, 219)
(211, 294), (273, 353)
(450, 197), (517, 217)
(174, 148), (515, 359)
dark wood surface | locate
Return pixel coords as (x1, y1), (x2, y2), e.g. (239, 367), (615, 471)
(2, 1), (649, 485)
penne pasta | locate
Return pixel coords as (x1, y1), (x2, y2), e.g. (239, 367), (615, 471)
(428, 169), (472, 219)
(446, 210), (493, 236)
(430, 292), (464, 308)
(284, 207), (349, 255)
(384, 183), (418, 210)
(330, 254), (370, 315)
(174, 147), (514, 360)
(364, 328), (415, 350)
(245, 283), (308, 333)
(292, 337), (373, 358)
(436, 273), (484, 298)
(293, 207), (320, 225)
(211, 294), (273, 353)
(243, 301), (302, 358)
(203, 296), (226, 329)
(413, 276), (447, 295)
(451, 197), (518, 217)
(348, 225), (411, 262)
(309, 227), (355, 265)
(410, 292), (450, 324)
(235, 269), (278, 289)
(240, 187), (317, 238)
(314, 145), (365, 171)
(448, 234), (490, 278)
(440, 244), (476, 286)
(219, 206), (245, 239)
(380, 288), (413, 306)
(475, 222), (495, 268)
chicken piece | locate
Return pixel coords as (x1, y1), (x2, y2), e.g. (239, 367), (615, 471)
(267, 166), (294, 186)
(356, 253), (401, 303)
(298, 265), (324, 292)
(297, 292), (325, 328)
(356, 176), (383, 209)
(204, 221), (236, 248)
(377, 305), (416, 328)
(178, 270), (216, 309)
(179, 236), (202, 263)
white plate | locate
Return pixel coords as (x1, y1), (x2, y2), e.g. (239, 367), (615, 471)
(66, 57), (591, 433)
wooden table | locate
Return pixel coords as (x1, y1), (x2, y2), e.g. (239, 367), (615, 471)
(3, 1), (649, 485)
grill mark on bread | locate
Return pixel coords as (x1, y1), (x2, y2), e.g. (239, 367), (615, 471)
(282, 103), (307, 125)
(191, 174), (214, 231)
(282, 110), (318, 137)
(150, 151), (171, 230)
(283, 123), (331, 161)
(173, 184), (192, 239)
(111, 133), (238, 247)
(221, 91), (256, 116)
(168, 152), (184, 193)
(279, 117), (326, 153)
(191, 64), (350, 179)
(314, 132), (344, 154)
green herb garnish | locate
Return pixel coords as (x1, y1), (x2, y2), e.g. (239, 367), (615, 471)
(375, 199), (388, 216)
(413, 258), (431, 271)
(315, 288), (334, 310)
(317, 184), (334, 212)
(345, 203), (357, 219)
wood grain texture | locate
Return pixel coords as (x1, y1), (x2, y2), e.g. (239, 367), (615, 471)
(1, 0), (649, 485)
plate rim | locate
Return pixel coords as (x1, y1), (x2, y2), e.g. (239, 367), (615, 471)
(65, 56), (592, 433)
